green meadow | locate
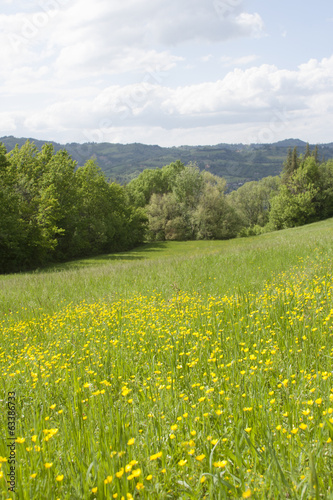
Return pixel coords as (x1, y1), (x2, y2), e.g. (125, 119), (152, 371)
(1, 219), (333, 499)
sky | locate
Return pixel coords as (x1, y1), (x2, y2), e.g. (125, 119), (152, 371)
(0, 0), (333, 146)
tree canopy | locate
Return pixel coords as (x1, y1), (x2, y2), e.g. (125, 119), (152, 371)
(0, 141), (146, 273)
(1, 140), (333, 273)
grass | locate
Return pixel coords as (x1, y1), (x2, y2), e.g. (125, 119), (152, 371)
(0, 219), (333, 499)
(1, 218), (333, 321)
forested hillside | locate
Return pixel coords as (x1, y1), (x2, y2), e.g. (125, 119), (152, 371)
(1, 139), (333, 274)
(2, 136), (333, 187)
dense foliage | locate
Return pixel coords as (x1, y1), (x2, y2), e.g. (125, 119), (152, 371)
(0, 141), (146, 273)
(268, 148), (333, 230)
(1, 140), (333, 273)
(127, 162), (242, 241)
(127, 146), (333, 242)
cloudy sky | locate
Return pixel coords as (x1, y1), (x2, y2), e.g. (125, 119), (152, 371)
(1, 0), (333, 146)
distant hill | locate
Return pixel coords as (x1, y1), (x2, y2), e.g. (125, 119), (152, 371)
(1, 135), (333, 188)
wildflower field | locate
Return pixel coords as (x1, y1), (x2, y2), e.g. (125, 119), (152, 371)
(1, 220), (333, 499)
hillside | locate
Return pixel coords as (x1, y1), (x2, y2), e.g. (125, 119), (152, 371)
(2, 135), (333, 187)
(1, 220), (333, 498)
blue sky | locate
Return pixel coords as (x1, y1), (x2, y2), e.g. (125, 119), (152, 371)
(0, 0), (333, 146)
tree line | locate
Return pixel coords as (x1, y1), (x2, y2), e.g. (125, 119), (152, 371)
(0, 141), (146, 273)
(1, 141), (333, 273)
(127, 145), (333, 240)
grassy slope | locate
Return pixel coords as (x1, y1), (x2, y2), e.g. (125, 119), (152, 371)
(1, 219), (333, 499)
(1, 218), (333, 321)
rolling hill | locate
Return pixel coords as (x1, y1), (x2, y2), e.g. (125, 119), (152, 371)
(1, 135), (333, 188)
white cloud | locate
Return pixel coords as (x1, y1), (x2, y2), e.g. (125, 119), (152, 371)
(220, 54), (259, 67)
(3, 55), (331, 146)
(1, 1), (332, 147)
(0, 0), (264, 81)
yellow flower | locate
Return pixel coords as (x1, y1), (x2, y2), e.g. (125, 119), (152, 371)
(0, 457), (7, 462)
(116, 468), (124, 478)
(169, 434), (176, 440)
(132, 468), (141, 478)
(30, 473), (37, 479)
(195, 454), (205, 462)
(150, 451), (162, 461)
(190, 430), (196, 436)
(171, 424), (178, 431)
(200, 476), (206, 483)
(291, 428), (298, 435)
(91, 487), (98, 493)
(245, 428), (252, 433)
(299, 423), (307, 430)
(136, 482), (144, 490)
(178, 459), (187, 466)
(44, 463), (53, 469)
(104, 475), (113, 484)
(211, 439), (218, 445)
(146, 475), (153, 481)
(242, 490), (252, 498)
(16, 437), (25, 443)
(50, 404), (56, 409)
(213, 461), (227, 468)
(56, 475), (64, 482)
(31, 435), (37, 443)
(127, 438), (135, 446)
(315, 398), (322, 405)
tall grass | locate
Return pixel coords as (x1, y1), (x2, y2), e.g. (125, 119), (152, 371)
(1, 218), (333, 321)
(0, 219), (333, 499)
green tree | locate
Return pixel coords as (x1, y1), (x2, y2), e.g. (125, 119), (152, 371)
(193, 172), (240, 239)
(5, 141), (56, 266)
(74, 159), (147, 255)
(317, 160), (333, 219)
(0, 144), (27, 272)
(126, 168), (166, 207)
(282, 146), (300, 183)
(228, 176), (280, 229)
(146, 193), (186, 241)
(161, 160), (185, 191)
(268, 157), (320, 230)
